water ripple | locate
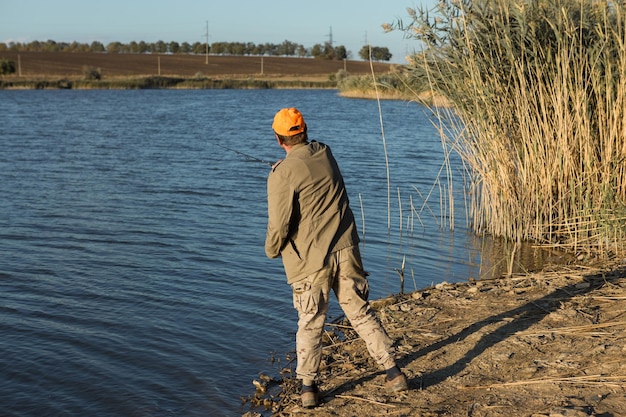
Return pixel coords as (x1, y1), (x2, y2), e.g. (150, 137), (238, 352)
(0, 89), (480, 416)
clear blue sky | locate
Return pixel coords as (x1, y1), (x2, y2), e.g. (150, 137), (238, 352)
(0, 0), (438, 63)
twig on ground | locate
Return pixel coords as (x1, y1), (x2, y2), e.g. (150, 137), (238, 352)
(515, 321), (626, 336)
(464, 375), (626, 389)
(335, 394), (396, 407)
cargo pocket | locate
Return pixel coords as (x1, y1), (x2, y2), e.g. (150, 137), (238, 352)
(291, 280), (319, 315)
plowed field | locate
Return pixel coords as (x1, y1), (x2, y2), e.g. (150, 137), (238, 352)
(0, 51), (393, 80)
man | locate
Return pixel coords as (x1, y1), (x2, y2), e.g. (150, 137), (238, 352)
(265, 107), (408, 408)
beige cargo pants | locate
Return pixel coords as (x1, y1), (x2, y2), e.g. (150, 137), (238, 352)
(290, 245), (397, 385)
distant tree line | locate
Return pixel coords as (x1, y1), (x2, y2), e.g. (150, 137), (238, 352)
(0, 39), (392, 61)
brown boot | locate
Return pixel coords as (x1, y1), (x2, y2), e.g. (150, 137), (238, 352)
(385, 373), (408, 393)
(301, 385), (320, 408)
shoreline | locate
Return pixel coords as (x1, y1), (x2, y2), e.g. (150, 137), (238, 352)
(0, 52), (431, 100)
(0, 52), (394, 92)
(243, 259), (626, 416)
(0, 52), (421, 99)
(0, 75), (437, 103)
(0, 75), (338, 91)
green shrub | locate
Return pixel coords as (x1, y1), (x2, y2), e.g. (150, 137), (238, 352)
(82, 66), (101, 80)
(0, 58), (16, 75)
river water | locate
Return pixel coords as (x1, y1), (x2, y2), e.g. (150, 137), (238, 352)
(1, 89), (516, 416)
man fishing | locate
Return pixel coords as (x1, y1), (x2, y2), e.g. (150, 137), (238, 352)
(265, 108), (408, 408)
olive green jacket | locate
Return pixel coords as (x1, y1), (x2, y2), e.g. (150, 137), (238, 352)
(265, 141), (359, 283)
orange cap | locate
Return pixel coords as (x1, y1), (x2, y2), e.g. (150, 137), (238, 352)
(272, 108), (306, 136)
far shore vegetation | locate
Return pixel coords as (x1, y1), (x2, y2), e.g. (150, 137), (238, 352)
(0, 38), (396, 93)
(0, 62), (411, 94)
(0, 73), (338, 90)
(0, 38), (393, 62)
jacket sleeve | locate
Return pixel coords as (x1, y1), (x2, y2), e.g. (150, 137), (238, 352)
(265, 168), (294, 259)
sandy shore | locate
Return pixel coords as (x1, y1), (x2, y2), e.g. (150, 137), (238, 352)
(244, 260), (626, 416)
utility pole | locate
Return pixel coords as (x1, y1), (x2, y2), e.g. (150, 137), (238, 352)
(205, 20), (209, 64)
(327, 26), (333, 47)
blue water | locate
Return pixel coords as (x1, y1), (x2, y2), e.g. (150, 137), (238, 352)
(0, 89), (486, 416)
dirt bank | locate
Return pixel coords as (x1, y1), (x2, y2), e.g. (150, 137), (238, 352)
(244, 260), (626, 417)
(0, 52), (392, 79)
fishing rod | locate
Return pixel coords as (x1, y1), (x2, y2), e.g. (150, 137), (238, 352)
(214, 143), (274, 167)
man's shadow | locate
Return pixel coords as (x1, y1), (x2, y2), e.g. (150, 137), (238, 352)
(331, 265), (625, 395)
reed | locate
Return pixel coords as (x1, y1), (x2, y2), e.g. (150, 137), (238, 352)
(391, 0), (626, 256)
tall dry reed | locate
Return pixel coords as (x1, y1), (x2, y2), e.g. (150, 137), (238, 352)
(391, 0), (626, 255)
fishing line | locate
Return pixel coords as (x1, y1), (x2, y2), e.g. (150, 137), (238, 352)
(214, 142), (274, 167)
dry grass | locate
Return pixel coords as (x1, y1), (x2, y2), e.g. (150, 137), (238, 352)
(392, 0), (626, 256)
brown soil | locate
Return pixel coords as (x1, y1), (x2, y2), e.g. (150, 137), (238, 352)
(0, 51), (393, 81)
(245, 261), (626, 417)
